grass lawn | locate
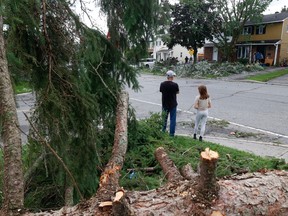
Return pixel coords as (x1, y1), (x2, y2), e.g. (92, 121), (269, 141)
(121, 133), (288, 191)
(247, 68), (288, 82)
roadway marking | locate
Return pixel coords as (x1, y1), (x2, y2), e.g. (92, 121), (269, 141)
(130, 98), (288, 139)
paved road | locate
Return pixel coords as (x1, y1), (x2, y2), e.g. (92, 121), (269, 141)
(127, 73), (288, 139)
(16, 93), (35, 144)
(6, 69), (288, 162)
(126, 71), (288, 162)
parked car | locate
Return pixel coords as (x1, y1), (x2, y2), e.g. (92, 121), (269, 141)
(140, 58), (156, 68)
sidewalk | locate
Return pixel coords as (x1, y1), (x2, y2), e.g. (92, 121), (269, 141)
(203, 136), (288, 162)
(178, 132), (288, 163)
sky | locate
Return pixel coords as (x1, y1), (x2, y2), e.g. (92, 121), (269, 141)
(264, 0), (287, 14)
(75, 0), (288, 34)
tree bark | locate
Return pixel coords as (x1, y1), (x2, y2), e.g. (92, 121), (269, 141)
(155, 147), (184, 182)
(96, 91), (129, 201)
(198, 148), (219, 201)
(0, 15), (24, 213)
(180, 163), (198, 180)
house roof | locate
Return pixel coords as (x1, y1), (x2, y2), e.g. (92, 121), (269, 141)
(236, 39), (280, 46)
(245, 11), (288, 25)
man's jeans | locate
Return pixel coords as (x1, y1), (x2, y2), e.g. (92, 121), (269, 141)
(162, 107), (177, 136)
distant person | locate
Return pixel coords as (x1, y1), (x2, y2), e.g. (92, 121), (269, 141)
(255, 51), (263, 63)
(193, 85), (211, 141)
(253, 52), (256, 63)
(185, 56), (189, 64)
(160, 70), (179, 136)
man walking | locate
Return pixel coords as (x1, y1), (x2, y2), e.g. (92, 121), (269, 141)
(160, 70), (179, 136)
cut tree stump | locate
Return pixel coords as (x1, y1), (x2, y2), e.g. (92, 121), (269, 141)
(198, 148), (219, 201)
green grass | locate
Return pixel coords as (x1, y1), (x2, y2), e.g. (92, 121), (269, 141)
(247, 68), (288, 82)
(15, 82), (32, 94)
(121, 133), (288, 191)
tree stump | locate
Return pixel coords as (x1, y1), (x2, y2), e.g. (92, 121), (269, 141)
(198, 148), (219, 202)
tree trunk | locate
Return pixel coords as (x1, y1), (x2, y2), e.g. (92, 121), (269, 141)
(155, 147), (184, 182)
(0, 15), (24, 214)
(96, 91), (129, 202)
(198, 148), (219, 201)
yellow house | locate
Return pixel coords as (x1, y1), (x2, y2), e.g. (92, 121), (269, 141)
(237, 11), (288, 66)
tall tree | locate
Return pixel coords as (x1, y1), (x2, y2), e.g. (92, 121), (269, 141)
(168, 1), (219, 63)
(207, 0), (272, 62)
(0, 14), (24, 213)
(281, 5), (288, 12)
(2, 0), (158, 210)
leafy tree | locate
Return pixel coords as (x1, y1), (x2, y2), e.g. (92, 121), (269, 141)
(168, 1), (219, 63)
(207, 0), (272, 62)
(281, 5), (288, 12)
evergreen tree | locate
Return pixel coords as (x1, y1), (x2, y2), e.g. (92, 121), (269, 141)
(0, 14), (24, 213)
(100, 0), (160, 63)
(1, 0), (158, 209)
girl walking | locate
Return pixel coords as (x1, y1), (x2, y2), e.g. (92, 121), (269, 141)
(193, 85), (211, 141)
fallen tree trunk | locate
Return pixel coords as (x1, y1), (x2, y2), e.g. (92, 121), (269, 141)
(23, 170), (288, 216)
(155, 147), (184, 182)
(96, 91), (131, 215)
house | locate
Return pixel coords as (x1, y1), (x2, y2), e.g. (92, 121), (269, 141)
(204, 11), (288, 65)
(152, 36), (204, 63)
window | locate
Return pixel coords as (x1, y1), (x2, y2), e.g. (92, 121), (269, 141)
(237, 46), (250, 59)
(242, 26), (253, 35)
(256, 25), (266, 34)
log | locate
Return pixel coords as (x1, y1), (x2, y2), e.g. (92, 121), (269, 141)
(96, 91), (129, 203)
(155, 147), (184, 182)
(112, 189), (134, 216)
(127, 167), (156, 172)
(22, 158), (288, 216)
(180, 163), (198, 180)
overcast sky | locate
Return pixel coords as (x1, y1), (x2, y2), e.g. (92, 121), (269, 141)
(264, 0), (287, 14)
(76, 0), (288, 33)
(169, 0), (287, 14)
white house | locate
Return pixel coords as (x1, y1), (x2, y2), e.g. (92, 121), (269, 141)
(151, 36), (204, 63)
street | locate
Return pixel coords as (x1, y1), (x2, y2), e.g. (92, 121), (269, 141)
(126, 74), (288, 142)
(9, 73), (288, 152)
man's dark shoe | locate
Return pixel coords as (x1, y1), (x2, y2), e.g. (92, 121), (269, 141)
(193, 134), (197, 140)
(199, 136), (203, 142)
